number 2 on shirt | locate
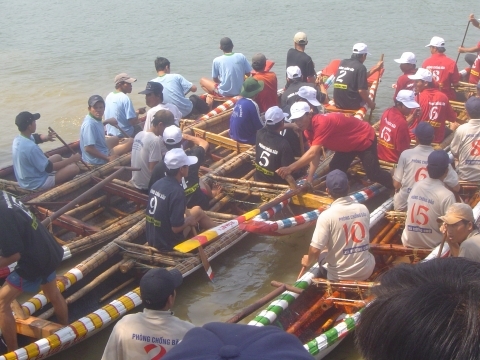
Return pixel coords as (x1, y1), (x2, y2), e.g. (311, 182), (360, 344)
(343, 222), (366, 245)
(409, 203), (429, 225)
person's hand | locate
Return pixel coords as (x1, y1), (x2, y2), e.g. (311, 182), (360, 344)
(184, 216), (198, 227)
(276, 166), (292, 179)
(368, 101), (376, 111)
(315, 76), (324, 86)
(107, 154), (119, 162)
(41, 131), (56, 142)
(301, 255), (310, 267)
(71, 153), (82, 162)
(440, 222), (446, 234)
(104, 118), (118, 126)
(449, 121), (460, 131)
(458, 46), (466, 54)
(137, 107), (146, 115)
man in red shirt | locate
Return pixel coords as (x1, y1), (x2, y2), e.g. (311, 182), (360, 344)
(378, 90), (419, 163)
(276, 102), (393, 189)
(458, 41), (480, 85)
(422, 36), (460, 100)
(408, 68), (458, 142)
(393, 52), (417, 99)
(251, 53), (278, 113)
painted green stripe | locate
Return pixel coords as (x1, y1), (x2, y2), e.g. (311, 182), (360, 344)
(251, 316), (271, 326)
(306, 338), (320, 355)
(277, 293), (296, 304)
(266, 304), (286, 315)
(324, 327), (339, 344)
(292, 280), (309, 290)
(345, 316), (357, 331)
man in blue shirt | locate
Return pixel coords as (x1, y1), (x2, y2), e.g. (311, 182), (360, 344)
(104, 73), (145, 137)
(229, 77), (264, 145)
(12, 111), (81, 190)
(200, 37), (252, 106)
(80, 95), (133, 165)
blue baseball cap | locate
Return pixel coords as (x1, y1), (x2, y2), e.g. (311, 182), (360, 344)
(161, 322), (313, 360)
(414, 122), (435, 141)
(139, 81), (164, 95)
(88, 95), (104, 107)
(428, 149), (450, 169)
(465, 96), (480, 114)
(326, 169), (349, 195)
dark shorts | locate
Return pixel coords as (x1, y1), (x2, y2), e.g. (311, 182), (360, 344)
(6, 270), (56, 293)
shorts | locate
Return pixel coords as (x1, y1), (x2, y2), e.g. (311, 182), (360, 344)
(38, 174), (56, 190)
(6, 270), (56, 293)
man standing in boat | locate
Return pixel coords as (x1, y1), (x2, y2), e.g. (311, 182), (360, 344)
(102, 268), (194, 360)
(286, 32), (316, 83)
(0, 191), (67, 352)
(393, 52), (417, 98)
(276, 102), (393, 190)
(80, 95), (133, 165)
(333, 43), (383, 110)
(250, 53), (278, 113)
(104, 73), (145, 137)
(140, 81), (182, 130)
(146, 148), (215, 251)
(300, 170), (375, 281)
(12, 111), (81, 190)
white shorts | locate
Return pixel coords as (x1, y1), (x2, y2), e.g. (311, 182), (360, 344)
(39, 174), (55, 190)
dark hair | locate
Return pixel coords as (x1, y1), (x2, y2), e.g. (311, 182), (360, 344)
(165, 142), (182, 151)
(351, 53), (366, 61)
(436, 47), (446, 53)
(356, 257), (480, 360)
(152, 110), (175, 127)
(165, 167), (181, 177)
(155, 57), (170, 72)
(221, 44), (233, 52)
(266, 121), (283, 132)
(417, 137), (433, 145)
(252, 61), (266, 72)
(144, 296), (170, 310)
(329, 189), (349, 198)
(427, 165), (448, 179)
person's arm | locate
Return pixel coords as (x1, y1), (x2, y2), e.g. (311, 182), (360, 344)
(315, 77), (329, 103)
(470, 13), (480, 28)
(0, 253), (21, 268)
(189, 85), (197, 93)
(84, 145), (110, 162)
(306, 147), (322, 183)
(33, 132), (56, 143)
(393, 179), (402, 191)
(366, 61), (384, 78)
(359, 89), (375, 110)
(172, 216), (198, 234)
(276, 144), (322, 178)
(458, 45), (480, 53)
(301, 246), (321, 268)
(50, 153), (81, 171)
(183, 133), (209, 151)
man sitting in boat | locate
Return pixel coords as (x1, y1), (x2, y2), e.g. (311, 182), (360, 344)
(254, 106), (296, 184)
(393, 122), (459, 211)
(148, 125), (214, 210)
(407, 68), (459, 142)
(250, 53), (278, 113)
(199, 37), (252, 107)
(0, 192), (67, 352)
(80, 95), (133, 165)
(401, 150), (456, 249)
(450, 96), (480, 181)
(439, 203), (480, 261)
(300, 170), (375, 281)
(332, 43), (383, 110)
(286, 32), (316, 83)
(104, 73), (145, 138)
(377, 89), (419, 163)
(422, 36), (460, 100)
(393, 52), (417, 99)
(146, 148), (215, 251)
(356, 258), (480, 360)
(12, 111), (81, 190)
(229, 77), (264, 145)
(101, 268), (194, 360)
(276, 102), (393, 190)
(141, 81), (182, 131)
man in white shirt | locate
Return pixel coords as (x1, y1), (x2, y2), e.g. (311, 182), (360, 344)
(450, 96), (480, 181)
(401, 150), (456, 249)
(101, 268), (194, 360)
(301, 169), (375, 281)
(393, 122), (459, 211)
(140, 81), (182, 131)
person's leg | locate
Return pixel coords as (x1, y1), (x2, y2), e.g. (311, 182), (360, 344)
(358, 137), (394, 189)
(47, 154), (62, 163)
(200, 78), (217, 94)
(0, 283), (23, 351)
(465, 53), (476, 67)
(188, 206), (216, 229)
(329, 151), (356, 173)
(105, 136), (120, 150)
(111, 138), (133, 156)
(54, 164), (80, 184)
(40, 276), (68, 325)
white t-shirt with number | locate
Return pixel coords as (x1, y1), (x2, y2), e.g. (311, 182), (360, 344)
(393, 145), (458, 211)
(131, 131), (164, 190)
(401, 177), (455, 249)
(310, 196), (375, 281)
(450, 119), (480, 181)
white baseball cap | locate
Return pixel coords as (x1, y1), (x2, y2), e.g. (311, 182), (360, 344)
(164, 148), (197, 170)
(265, 106), (289, 125)
(293, 32), (308, 45)
(286, 66), (302, 80)
(408, 68), (433, 82)
(425, 36), (445, 48)
(289, 102), (311, 121)
(163, 125), (182, 145)
(298, 86), (321, 106)
(352, 43), (371, 55)
(394, 52), (416, 64)
(396, 90), (420, 109)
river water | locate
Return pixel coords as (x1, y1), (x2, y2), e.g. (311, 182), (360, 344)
(2, 0), (476, 358)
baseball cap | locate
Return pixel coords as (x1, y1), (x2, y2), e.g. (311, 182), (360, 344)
(164, 148), (197, 170)
(161, 322), (314, 360)
(88, 95), (105, 107)
(114, 73), (137, 85)
(240, 77), (264, 98)
(298, 86), (321, 106)
(414, 122), (435, 141)
(326, 169), (349, 195)
(394, 52), (417, 64)
(428, 149), (450, 169)
(465, 96), (480, 115)
(139, 81), (164, 95)
(425, 36), (445, 48)
(352, 43), (371, 55)
(286, 66), (302, 80)
(163, 125), (183, 145)
(293, 32), (308, 45)
(220, 37), (233, 49)
(252, 53), (267, 70)
(289, 101), (311, 121)
(408, 68), (433, 82)
(438, 203), (475, 225)
(15, 111), (40, 130)
(396, 90), (420, 108)
(265, 106), (289, 125)
(140, 268), (183, 307)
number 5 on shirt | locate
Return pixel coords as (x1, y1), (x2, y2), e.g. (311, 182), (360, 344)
(343, 222), (366, 245)
(409, 203), (429, 225)
(258, 151), (271, 167)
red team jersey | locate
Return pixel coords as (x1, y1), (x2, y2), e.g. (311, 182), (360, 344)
(468, 41), (480, 85)
(422, 53), (460, 100)
(377, 107), (411, 163)
(410, 88), (457, 143)
(393, 68), (417, 99)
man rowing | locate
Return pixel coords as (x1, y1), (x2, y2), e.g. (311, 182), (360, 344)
(286, 32), (316, 83)
(393, 52), (417, 99)
(250, 53), (278, 113)
(141, 81), (182, 131)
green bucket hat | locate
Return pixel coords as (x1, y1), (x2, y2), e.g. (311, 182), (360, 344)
(240, 77), (264, 98)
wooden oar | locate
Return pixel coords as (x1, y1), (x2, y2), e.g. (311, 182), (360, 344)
(48, 126), (91, 170)
(437, 232), (448, 258)
(368, 54), (384, 122)
(456, 21), (471, 65)
(112, 124), (132, 139)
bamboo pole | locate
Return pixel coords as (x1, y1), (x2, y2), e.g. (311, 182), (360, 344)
(379, 223), (401, 244)
(64, 196), (107, 217)
(48, 127), (91, 170)
(270, 281), (305, 294)
(369, 244), (431, 257)
(204, 211), (236, 220)
(122, 252), (177, 266)
(99, 278), (135, 303)
(371, 222), (395, 244)
(368, 54), (384, 122)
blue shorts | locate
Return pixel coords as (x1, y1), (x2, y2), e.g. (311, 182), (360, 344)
(6, 271), (56, 293)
